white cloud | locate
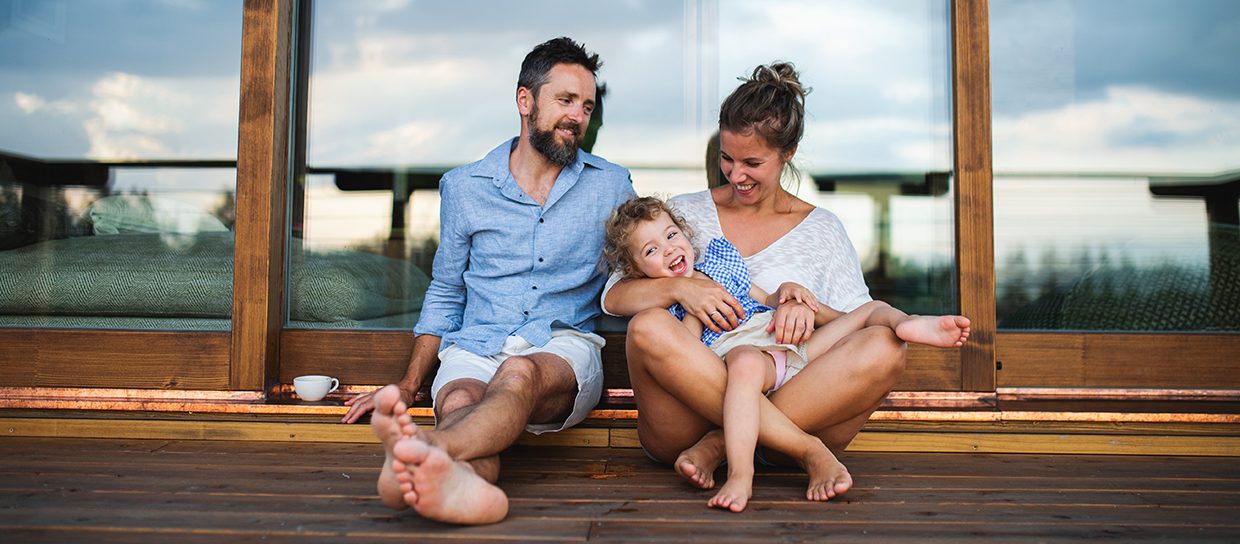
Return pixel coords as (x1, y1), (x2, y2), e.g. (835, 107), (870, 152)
(18, 72), (238, 160)
(14, 91), (76, 114)
(994, 86), (1240, 174)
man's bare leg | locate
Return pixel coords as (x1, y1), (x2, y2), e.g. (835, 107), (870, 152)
(370, 385), (416, 510)
(389, 352), (579, 525)
(391, 438), (508, 525)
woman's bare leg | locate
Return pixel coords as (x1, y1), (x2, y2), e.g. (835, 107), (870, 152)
(768, 325), (907, 459)
(626, 309), (723, 466)
(629, 310), (855, 498)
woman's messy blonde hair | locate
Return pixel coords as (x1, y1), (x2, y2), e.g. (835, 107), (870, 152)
(602, 196), (695, 278)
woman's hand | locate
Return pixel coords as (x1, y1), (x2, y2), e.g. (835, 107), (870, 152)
(766, 300), (816, 344)
(775, 282), (820, 313)
(675, 276), (746, 334)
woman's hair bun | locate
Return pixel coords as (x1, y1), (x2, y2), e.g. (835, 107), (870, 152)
(747, 62), (809, 99)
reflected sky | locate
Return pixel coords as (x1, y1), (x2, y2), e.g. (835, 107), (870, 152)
(1, 0), (1236, 279)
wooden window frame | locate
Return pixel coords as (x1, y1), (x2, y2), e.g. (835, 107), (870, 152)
(3, 0), (1235, 407)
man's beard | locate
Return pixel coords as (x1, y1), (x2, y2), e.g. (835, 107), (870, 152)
(528, 102), (582, 167)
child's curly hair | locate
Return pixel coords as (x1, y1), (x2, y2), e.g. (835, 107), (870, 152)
(603, 196), (695, 278)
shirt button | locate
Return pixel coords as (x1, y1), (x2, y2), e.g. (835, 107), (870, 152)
(532, 285), (538, 290)
(538, 257), (544, 262)
(538, 218), (544, 223)
(523, 310), (529, 315)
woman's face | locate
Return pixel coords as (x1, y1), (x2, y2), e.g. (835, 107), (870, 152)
(719, 129), (793, 205)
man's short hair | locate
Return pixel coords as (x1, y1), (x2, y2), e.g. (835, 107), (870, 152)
(518, 37), (601, 98)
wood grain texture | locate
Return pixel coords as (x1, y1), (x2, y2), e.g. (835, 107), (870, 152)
(0, 330), (229, 389)
(997, 333), (1240, 388)
(951, 0), (997, 391)
(5, 417), (1237, 455)
(230, 0), (295, 390)
(1, 438), (1236, 542)
(280, 330), (962, 391)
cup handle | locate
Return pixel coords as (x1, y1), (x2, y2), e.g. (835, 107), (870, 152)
(329, 378), (340, 394)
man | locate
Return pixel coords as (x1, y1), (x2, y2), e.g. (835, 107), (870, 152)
(340, 37), (635, 525)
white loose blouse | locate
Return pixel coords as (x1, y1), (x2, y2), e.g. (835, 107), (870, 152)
(602, 190), (872, 315)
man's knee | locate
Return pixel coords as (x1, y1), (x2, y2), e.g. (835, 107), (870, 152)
(493, 355), (541, 393)
(436, 379), (486, 416)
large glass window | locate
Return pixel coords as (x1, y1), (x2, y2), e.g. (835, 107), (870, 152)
(291, 0), (955, 330)
(991, 0), (1240, 331)
(0, 1), (243, 330)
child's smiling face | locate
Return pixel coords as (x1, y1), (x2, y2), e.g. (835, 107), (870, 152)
(627, 211), (696, 278)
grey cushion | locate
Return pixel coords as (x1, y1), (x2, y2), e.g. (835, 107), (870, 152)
(0, 232), (429, 325)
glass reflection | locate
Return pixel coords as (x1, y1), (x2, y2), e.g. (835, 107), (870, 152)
(0, 1), (243, 330)
(991, 0), (1240, 331)
(292, 0), (955, 329)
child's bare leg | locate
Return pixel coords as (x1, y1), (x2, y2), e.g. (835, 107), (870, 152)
(893, 315), (970, 347)
(809, 301), (970, 352)
(370, 385), (417, 510)
(708, 346), (771, 513)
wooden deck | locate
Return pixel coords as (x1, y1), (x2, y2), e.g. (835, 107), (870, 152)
(2, 437), (1238, 542)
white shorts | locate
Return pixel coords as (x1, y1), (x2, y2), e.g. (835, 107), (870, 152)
(710, 312), (809, 383)
(431, 329), (605, 435)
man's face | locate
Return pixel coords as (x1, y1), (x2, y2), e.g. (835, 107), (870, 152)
(526, 63), (596, 166)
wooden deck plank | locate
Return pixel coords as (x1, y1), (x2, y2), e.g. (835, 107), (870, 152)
(2, 438), (1237, 543)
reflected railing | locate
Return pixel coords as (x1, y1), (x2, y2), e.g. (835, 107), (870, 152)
(994, 170), (1240, 332)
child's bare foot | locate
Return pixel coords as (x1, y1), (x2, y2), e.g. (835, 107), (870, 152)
(895, 315), (971, 348)
(370, 385), (416, 510)
(707, 471), (753, 513)
(675, 429), (725, 490)
(391, 437), (509, 525)
(801, 441), (852, 501)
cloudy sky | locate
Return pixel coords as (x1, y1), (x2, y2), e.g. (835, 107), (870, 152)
(1, 0), (1236, 273)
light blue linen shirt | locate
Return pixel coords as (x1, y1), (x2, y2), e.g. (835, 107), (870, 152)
(414, 138), (637, 356)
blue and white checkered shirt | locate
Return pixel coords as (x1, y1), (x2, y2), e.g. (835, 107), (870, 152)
(414, 138), (636, 356)
(670, 237), (772, 346)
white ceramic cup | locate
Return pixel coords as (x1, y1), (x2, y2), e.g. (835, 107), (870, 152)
(293, 375), (339, 402)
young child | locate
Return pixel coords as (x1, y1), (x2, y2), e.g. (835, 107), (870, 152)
(603, 196), (971, 512)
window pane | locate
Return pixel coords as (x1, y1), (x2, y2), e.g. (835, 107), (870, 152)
(0, 1), (243, 330)
(291, 0), (954, 330)
(991, 0), (1240, 331)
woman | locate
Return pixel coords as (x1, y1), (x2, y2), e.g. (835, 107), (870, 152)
(603, 63), (908, 500)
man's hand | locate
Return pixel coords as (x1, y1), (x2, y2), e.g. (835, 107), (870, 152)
(676, 276), (746, 334)
(340, 384), (416, 424)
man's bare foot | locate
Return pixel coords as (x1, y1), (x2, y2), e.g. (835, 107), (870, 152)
(895, 315), (971, 348)
(801, 441), (852, 501)
(391, 437), (509, 525)
(371, 385), (416, 510)
(674, 429), (725, 490)
(707, 471), (753, 513)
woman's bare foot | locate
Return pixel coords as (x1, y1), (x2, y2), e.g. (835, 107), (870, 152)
(708, 471), (753, 513)
(894, 315), (971, 348)
(801, 441), (852, 501)
(391, 437), (509, 525)
(674, 429), (725, 490)
(371, 385), (416, 510)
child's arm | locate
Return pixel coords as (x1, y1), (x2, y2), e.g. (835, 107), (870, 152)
(751, 283), (843, 327)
